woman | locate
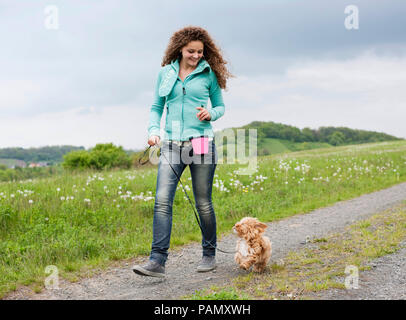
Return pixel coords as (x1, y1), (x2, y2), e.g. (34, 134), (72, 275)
(133, 26), (232, 277)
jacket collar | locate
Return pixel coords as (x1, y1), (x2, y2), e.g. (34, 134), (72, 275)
(158, 58), (211, 97)
(171, 57), (211, 75)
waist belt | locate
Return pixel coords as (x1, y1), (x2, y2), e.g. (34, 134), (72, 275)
(168, 137), (213, 147)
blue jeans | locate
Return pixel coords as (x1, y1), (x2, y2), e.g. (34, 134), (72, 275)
(149, 140), (218, 267)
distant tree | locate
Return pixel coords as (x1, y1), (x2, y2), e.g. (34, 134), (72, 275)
(216, 120), (402, 151)
(328, 131), (346, 146)
(301, 127), (316, 142)
(263, 124), (279, 138)
(0, 145), (85, 163)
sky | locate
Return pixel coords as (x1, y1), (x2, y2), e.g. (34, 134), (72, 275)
(1, 0), (406, 151)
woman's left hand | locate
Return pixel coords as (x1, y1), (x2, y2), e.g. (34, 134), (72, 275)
(196, 106), (211, 121)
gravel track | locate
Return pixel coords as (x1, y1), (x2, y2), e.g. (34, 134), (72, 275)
(5, 182), (406, 300)
(310, 239), (406, 300)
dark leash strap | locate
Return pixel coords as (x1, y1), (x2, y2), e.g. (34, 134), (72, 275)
(138, 145), (154, 165)
(139, 143), (235, 254)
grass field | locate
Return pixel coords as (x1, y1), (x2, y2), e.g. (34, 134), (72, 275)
(0, 140), (405, 298)
(216, 137), (332, 156)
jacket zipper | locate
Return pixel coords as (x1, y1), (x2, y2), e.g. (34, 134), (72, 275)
(179, 68), (199, 140)
(182, 86), (186, 139)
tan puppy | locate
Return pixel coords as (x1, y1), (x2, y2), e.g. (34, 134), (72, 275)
(233, 217), (272, 272)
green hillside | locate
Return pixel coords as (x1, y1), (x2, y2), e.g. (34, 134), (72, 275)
(215, 137), (331, 158)
(214, 121), (403, 156)
(260, 138), (331, 155)
(0, 146), (85, 165)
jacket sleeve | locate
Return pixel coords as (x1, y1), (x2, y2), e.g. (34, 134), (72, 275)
(208, 71), (225, 122)
(147, 69), (165, 138)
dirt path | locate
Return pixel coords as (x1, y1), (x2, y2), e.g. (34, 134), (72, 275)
(5, 182), (406, 300)
(310, 240), (406, 300)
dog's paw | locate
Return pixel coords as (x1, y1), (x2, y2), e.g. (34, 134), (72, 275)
(252, 264), (266, 273)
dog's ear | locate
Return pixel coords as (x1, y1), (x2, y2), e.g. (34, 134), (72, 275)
(255, 222), (268, 232)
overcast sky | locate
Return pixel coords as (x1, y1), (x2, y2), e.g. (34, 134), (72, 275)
(1, 0), (405, 150)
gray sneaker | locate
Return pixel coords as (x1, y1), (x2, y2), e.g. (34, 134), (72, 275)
(196, 256), (216, 272)
(132, 260), (165, 278)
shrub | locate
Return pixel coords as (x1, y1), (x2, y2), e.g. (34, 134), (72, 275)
(88, 143), (131, 170)
(62, 143), (131, 170)
(62, 150), (91, 170)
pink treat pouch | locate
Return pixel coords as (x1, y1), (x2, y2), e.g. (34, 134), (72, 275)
(191, 136), (209, 154)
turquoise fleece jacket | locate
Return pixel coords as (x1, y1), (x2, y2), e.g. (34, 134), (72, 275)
(148, 57), (225, 141)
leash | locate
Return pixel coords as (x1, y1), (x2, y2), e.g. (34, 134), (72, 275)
(138, 143), (235, 254)
(138, 145), (156, 165)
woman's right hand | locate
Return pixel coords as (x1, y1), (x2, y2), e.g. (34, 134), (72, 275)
(148, 135), (161, 146)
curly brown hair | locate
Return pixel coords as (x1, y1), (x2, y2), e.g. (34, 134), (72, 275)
(161, 26), (233, 90)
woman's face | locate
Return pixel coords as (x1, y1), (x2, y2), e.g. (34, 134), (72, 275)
(180, 40), (204, 68)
